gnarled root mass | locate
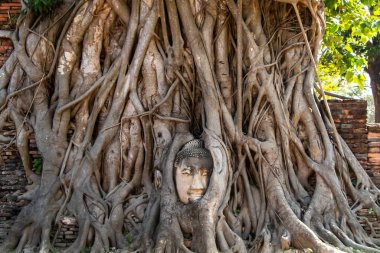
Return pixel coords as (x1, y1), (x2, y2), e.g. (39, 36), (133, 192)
(0, 0), (379, 252)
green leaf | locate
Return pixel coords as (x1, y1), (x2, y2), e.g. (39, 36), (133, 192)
(344, 44), (353, 53)
(320, 0), (380, 98)
(27, 0), (63, 15)
(32, 157), (43, 174)
(345, 71), (354, 82)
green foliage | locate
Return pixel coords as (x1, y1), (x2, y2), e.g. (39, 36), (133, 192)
(27, 0), (62, 15)
(320, 0), (380, 96)
(233, 209), (241, 216)
(351, 178), (357, 187)
(368, 208), (375, 216)
(124, 233), (133, 245)
(80, 248), (91, 253)
(32, 157), (43, 174)
(49, 247), (59, 253)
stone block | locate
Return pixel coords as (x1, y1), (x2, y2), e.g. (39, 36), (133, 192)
(54, 242), (68, 248)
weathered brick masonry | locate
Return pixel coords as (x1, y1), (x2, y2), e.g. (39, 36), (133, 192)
(328, 100), (380, 185)
(329, 100), (380, 235)
(0, 127), (78, 247)
(0, 1), (21, 242)
(0, 0), (20, 67)
(328, 99), (369, 169)
(368, 124), (380, 186)
(0, 0), (20, 26)
(0, 38), (13, 68)
(0, 2), (80, 247)
(0, 126), (34, 244)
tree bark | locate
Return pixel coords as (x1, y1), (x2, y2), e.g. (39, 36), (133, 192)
(367, 43), (380, 123)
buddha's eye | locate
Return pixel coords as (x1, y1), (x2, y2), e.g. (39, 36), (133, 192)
(182, 168), (192, 175)
(200, 169), (209, 177)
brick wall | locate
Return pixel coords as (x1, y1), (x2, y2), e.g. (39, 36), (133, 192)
(328, 99), (368, 169)
(0, 0), (21, 29)
(328, 100), (380, 236)
(0, 38), (13, 68)
(0, 126), (29, 244)
(368, 124), (380, 186)
(0, 126), (80, 247)
(0, 2), (80, 245)
(328, 100), (380, 187)
(0, 2), (19, 241)
(52, 217), (79, 248)
(0, 0), (20, 68)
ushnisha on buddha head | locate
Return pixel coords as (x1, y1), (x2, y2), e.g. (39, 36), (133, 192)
(174, 140), (213, 204)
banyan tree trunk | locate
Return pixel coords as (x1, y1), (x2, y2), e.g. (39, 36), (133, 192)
(0, 0), (380, 252)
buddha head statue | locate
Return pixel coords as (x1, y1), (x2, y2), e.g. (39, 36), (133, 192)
(174, 140), (213, 204)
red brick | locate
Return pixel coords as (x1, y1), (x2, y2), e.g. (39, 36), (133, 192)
(353, 128), (368, 134)
(368, 157), (380, 163)
(5, 3), (21, 7)
(369, 147), (380, 153)
(369, 142), (380, 147)
(368, 153), (380, 158)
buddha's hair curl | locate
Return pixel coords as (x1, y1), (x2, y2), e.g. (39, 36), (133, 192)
(174, 139), (212, 167)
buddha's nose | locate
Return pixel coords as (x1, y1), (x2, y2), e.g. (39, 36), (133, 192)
(191, 173), (204, 190)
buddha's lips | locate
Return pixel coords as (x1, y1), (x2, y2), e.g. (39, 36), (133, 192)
(188, 189), (205, 197)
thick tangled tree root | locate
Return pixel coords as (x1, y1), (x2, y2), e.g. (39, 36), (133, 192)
(0, 0), (379, 252)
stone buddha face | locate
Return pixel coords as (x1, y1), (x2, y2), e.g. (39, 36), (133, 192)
(174, 140), (213, 204)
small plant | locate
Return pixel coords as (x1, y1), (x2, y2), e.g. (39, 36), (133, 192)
(27, 0), (63, 15)
(49, 247), (59, 253)
(124, 233), (133, 245)
(80, 248), (91, 253)
(368, 208), (375, 216)
(233, 209), (241, 216)
(32, 157), (43, 174)
(351, 178), (357, 187)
